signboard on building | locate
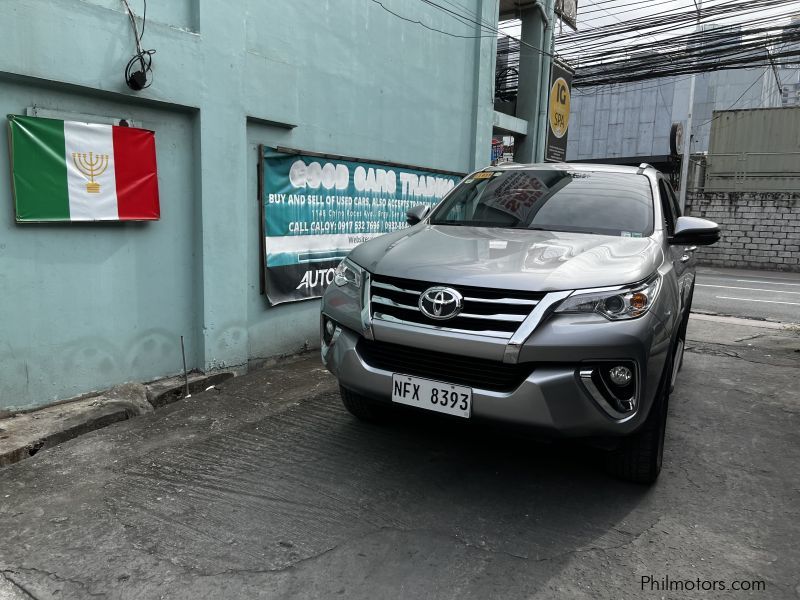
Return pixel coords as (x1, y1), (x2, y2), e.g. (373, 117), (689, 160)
(545, 62), (573, 162)
(260, 147), (463, 305)
(555, 0), (578, 31)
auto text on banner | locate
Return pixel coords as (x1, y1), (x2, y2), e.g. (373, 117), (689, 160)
(261, 148), (463, 305)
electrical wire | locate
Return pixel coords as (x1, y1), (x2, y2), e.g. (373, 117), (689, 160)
(368, 0), (496, 38)
(366, 0), (799, 97)
(121, 0), (155, 90)
(557, 0), (800, 87)
(416, 0), (557, 58)
(368, 0), (557, 61)
(558, 0), (792, 52)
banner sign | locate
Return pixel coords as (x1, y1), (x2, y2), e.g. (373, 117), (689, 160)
(8, 115), (159, 222)
(261, 148), (463, 305)
(545, 62), (574, 163)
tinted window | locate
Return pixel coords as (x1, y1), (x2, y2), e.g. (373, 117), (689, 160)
(430, 169), (654, 237)
(667, 180), (683, 219)
(658, 179), (677, 235)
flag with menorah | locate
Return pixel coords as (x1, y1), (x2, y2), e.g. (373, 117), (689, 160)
(7, 115), (160, 222)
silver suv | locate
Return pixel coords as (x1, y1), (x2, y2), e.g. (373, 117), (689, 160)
(321, 163), (719, 483)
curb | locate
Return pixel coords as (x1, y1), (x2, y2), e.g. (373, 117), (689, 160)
(0, 372), (233, 470)
(146, 371), (235, 409)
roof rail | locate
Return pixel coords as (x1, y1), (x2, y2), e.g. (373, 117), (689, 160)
(637, 163), (652, 174)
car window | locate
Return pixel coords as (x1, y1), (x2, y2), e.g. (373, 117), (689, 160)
(430, 169), (654, 237)
(658, 179), (677, 235)
(666, 180), (682, 219)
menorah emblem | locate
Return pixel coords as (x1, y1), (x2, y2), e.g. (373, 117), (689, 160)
(72, 151), (109, 193)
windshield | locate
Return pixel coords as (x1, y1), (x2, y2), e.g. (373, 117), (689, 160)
(429, 169), (654, 237)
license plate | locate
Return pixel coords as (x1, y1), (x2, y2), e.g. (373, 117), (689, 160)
(391, 374), (471, 418)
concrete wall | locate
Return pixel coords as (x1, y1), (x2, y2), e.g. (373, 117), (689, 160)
(0, 0), (498, 409)
(703, 107), (800, 192)
(686, 192), (800, 272)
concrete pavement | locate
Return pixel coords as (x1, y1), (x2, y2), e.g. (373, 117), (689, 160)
(0, 315), (798, 599)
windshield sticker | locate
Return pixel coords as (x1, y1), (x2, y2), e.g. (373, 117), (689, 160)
(621, 231), (643, 238)
(482, 172), (549, 222)
(473, 172), (494, 179)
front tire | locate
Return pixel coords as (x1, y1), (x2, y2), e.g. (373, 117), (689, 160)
(605, 350), (672, 485)
(340, 386), (390, 423)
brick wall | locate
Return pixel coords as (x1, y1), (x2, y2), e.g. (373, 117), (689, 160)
(685, 192), (800, 272)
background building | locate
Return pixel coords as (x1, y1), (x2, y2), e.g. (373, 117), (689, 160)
(565, 20), (800, 165)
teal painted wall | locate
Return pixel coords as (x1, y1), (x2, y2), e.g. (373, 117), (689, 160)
(0, 0), (498, 409)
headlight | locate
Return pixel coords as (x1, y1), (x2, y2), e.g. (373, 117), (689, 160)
(556, 275), (661, 320)
(333, 258), (363, 288)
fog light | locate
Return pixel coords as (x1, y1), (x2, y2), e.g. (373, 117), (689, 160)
(608, 365), (632, 386)
(322, 318), (336, 345)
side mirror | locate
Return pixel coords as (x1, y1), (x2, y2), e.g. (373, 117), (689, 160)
(670, 216), (720, 246)
(406, 204), (431, 226)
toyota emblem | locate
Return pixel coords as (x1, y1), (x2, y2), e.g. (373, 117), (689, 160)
(418, 286), (463, 320)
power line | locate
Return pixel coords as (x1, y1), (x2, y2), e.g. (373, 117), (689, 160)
(367, 0), (497, 39)
(558, 1), (800, 86)
(495, 0), (799, 96)
(580, 0), (689, 22)
(367, 0), (557, 62)
(572, 73), (698, 95)
(417, 0), (557, 58)
(558, 0), (790, 48)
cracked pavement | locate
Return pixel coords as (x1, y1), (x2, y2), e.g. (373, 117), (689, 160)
(1, 316), (799, 599)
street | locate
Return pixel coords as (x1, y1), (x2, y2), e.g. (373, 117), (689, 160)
(1, 309), (799, 599)
(694, 267), (800, 323)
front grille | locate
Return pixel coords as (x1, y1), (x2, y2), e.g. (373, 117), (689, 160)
(370, 275), (545, 338)
(357, 338), (533, 392)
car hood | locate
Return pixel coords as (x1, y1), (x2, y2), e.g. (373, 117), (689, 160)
(348, 225), (664, 291)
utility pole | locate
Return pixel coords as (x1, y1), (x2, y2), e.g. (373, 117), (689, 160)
(679, 0), (702, 213)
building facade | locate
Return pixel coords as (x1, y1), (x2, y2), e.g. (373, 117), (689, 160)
(0, 0), (560, 409)
(565, 67), (797, 164)
(566, 20), (800, 164)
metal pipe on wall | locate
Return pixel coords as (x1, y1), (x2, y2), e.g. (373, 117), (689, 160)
(535, 0), (555, 162)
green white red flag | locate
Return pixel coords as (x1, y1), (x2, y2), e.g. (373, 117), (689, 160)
(8, 115), (160, 222)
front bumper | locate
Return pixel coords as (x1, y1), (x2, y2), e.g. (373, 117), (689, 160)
(321, 309), (671, 438)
